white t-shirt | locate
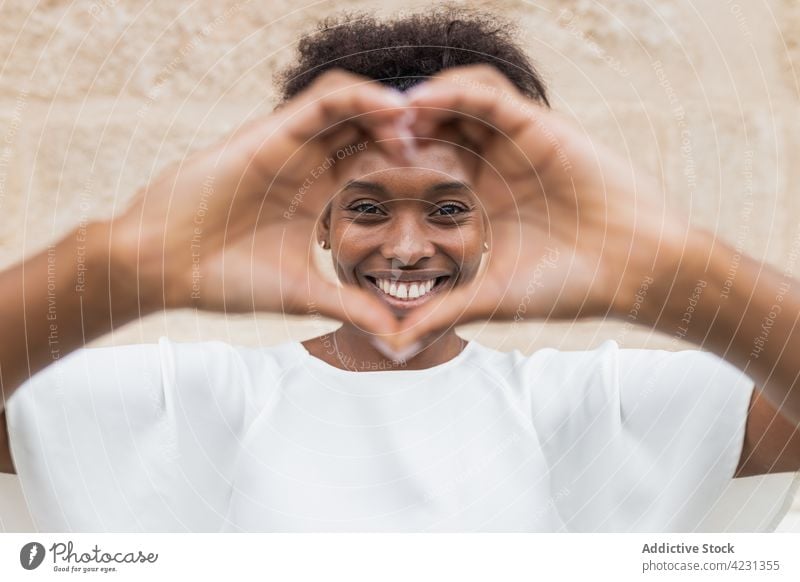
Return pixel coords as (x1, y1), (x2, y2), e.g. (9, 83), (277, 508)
(5, 337), (797, 532)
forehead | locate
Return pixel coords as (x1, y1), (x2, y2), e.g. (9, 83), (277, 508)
(334, 142), (476, 193)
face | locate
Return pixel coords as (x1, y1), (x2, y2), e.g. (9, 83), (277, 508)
(320, 142), (488, 319)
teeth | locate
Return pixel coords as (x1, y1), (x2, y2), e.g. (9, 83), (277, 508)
(373, 277), (441, 300)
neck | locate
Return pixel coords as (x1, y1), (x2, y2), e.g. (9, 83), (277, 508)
(303, 324), (466, 372)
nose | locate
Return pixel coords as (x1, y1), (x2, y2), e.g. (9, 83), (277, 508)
(380, 213), (436, 266)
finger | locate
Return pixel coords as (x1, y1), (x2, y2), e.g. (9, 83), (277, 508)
(388, 284), (497, 351)
(282, 70), (411, 162)
(406, 65), (524, 130)
(245, 224), (400, 335)
(406, 65), (563, 168)
(450, 118), (494, 152)
(304, 278), (400, 337)
(316, 114), (410, 166)
(319, 124), (363, 157)
(413, 119), (485, 155)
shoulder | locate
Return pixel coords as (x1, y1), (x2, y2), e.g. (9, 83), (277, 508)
(461, 339), (620, 433)
(157, 337), (304, 406)
(17, 337), (304, 385)
(11, 338), (306, 416)
(611, 344), (754, 414)
(158, 336), (302, 375)
(471, 338), (749, 394)
(465, 339), (753, 431)
(464, 338), (619, 395)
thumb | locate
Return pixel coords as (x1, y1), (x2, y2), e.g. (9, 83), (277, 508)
(303, 277), (400, 337)
(390, 284), (495, 351)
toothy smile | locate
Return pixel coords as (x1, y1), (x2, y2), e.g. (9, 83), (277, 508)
(365, 275), (449, 301)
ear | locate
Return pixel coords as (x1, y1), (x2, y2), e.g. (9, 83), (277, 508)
(316, 202), (332, 247)
(481, 210), (491, 252)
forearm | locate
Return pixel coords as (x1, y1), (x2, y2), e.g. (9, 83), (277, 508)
(618, 228), (800, 424)
(0, 221), (147, 409)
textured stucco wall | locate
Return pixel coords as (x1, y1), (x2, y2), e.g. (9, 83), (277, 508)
(1, 0), (799, 531)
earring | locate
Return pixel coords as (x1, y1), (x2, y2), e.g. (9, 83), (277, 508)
(483, 242), (490, 251)
(319, 240), (329, 249)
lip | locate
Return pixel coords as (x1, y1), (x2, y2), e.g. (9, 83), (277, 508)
(361, 272), (453, 313)
(363, 269), (452, 282)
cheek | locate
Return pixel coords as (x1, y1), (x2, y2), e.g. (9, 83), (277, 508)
(444, 224), (484, 273)
(329, 221), (370, 280)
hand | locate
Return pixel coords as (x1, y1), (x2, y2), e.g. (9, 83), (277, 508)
(391, 65), (689, 349)
(108, 70), (411, 335)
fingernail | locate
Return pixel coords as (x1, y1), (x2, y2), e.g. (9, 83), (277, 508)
(386, 88), (408, 107)
(394, 121), (417, 160)
(370, 337), (424, 362)
(406, 83), (431, 102)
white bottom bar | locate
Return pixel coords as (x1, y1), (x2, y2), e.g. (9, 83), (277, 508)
(1, 533), (798, 581)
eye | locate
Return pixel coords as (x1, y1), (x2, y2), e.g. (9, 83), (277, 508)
(348, 201), (385, 215)
(431, 202), (469, 216)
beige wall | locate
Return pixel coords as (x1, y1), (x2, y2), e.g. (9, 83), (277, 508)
(1, 0), (799, 530)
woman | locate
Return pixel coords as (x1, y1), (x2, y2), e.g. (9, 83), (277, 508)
(1, 9), (799, 532)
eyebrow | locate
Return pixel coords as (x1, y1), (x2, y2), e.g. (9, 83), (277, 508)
(342, 180), (472, 199)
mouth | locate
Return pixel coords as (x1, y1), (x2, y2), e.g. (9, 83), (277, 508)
(363, 274), (452, 311)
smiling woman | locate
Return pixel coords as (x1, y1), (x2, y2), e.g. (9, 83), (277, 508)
(305, 142), (488, 367)
(0, 7), (799, 534)
(334, 185), (474, 296)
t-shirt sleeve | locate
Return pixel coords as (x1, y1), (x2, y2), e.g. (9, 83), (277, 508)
(615, 346), (799, 532)
(529, 340), (797, 532)
(613, 345), (755, 531)
(4, 337), (262, 532)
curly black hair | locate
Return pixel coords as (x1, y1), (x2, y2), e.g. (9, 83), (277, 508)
(277, 7), (549, 106)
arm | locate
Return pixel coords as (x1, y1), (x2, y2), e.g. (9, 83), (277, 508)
(618, 228), (800, 476)
(0, 222), (145, 399)
(0, 411), (13, 474)
(736, 391), (800, 477)
(0, 223), (145, 474)
(390, 65), (800, 477)
(0, 71), (411, 474)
